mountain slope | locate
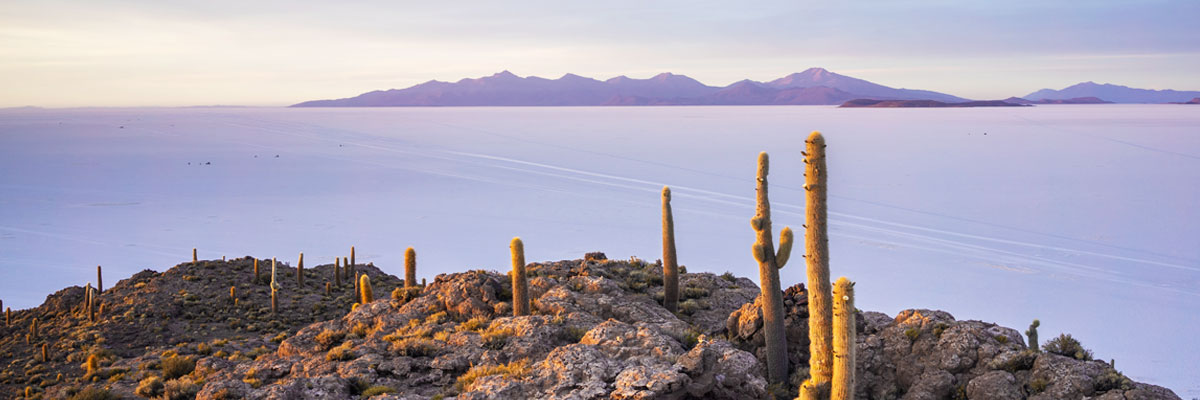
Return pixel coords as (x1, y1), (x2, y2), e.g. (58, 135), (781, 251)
(292, 69), (968, 107)
(1025, 82), (1200, 103)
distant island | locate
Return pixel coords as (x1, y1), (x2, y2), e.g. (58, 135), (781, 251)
(291, 69), (1200, 107)
(1169, 97), (1200, 104)
(839, 99), (1029, 108)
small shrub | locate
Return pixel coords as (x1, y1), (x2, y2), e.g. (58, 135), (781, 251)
(326, 342), (355, 361)
(905, 327), (920, 341)
(163, 380), (200, 400)
(362, 386), (397, 397)
(455, 359), (531, 392)
(932, 322), (949, 338)
(351, 322), (370, 338)
(1029, 377), (1049, 393)
(995, 335), (1009, 344)
(678, 299), (702, 315)
(560, 326), (588, 343)
(161, 356), (195, 380)
(135, 376), (165, 398)
(482, 327), (515, 350)
(1094, 368), (1133, 392)
(69, 387), (118, 400)
(458, 317), (488, 332)
(682, 286), (709, 299)
(433, 331), (452, 342)
(425, 312), (449, 324)
(391, 337), (440, 357)
(1044, 333), (1093, 361)
(720, 272), (737, 282)
(271, 332), (288, 343)
(315, 329), (347, 350)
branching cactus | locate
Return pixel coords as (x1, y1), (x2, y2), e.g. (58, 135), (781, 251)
(297, 252), (305, 286)
(799, 131), (835, 398)
(750, 152), (795, 385)
(1027, 319), (1040, 352)
(662, 186), (680, 313)
(97, 265), (103, 294)
(831, 277), (856, 400)
(405, 247), (417, 288)
(359, 274), (373, 304)
(511, 237), (530, 316)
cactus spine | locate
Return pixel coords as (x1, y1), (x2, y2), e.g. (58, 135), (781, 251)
(297, 252), (305, 286)
(359, 274), (373, 304)
(750, 152), (794, 385)
(270, 257), (279, 314)
(405, 247), (417, 288)
(662, 186), (680, 313)
(831, 277), (856, 400)
(800, 131), (834, 398)
(96, 265), (103, 294)
(511, 237), (530, 316)
(334, 257), (342, 287)
(1027, 319), (1040, 352)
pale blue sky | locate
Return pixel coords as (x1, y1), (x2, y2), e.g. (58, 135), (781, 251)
(1, 0), (1197, 106)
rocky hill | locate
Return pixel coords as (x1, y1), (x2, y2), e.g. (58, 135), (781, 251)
(0, 254), (1181, 399)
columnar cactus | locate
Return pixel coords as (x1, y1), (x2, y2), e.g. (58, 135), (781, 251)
(359, 274), (373, 304)
(511, 237), (530, 316)
(270, 257), (279, 314)
(230, 286), (237, 303)
(193, 248), (197, 262)
(253, 258), (260, 284)
(42, 343), (48, 363)
(334, 258), (342, 287)
(97, 265), (103, 294)
(351, 246), (356, 268)
(5, 307), (9, 326)
(831, 277), (856, 400)
(749, 152), (795, 385)
(799, 131), (834, 398)
(405, 247), (417, 288)
(325, 282), (331, 296)
(1027, 319), (1040, 352)
(30, 318), (38, 341)
(88, 286), (96, 322)
(662, 186), (680, 313)
(345, 257), (353, 282)
(297, 252), (305, 286)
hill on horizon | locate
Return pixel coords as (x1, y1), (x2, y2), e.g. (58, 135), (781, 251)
(291, 68), (970, 107)
(1024, 82), (1200, 104)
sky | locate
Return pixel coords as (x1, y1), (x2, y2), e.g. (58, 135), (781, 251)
(0, 0), (1197, 107)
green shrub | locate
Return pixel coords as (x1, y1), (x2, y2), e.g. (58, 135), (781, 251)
(1029, 378), (1049, 393)
(481, 327), (515, 350)
(362, 386), (397, 397)
(995, 335), (1009, 344)
(326, 342), (355, 361)
(932, 322), (949, 338)
(1044, 333), (1093, 361)
(560, 326), (588, 343)
(904, 327), (920, 341)
(135, 376), (165, 398)
(163, 380), (200, 400)
(1094, 368), (1133, 392)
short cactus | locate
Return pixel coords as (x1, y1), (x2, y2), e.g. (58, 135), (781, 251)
(831, 277), (856, 400)
(405, 247), (417, 288)
(749, 152), (794, 385)
(661, 186), (680, 313)
(97, 265), (103, 294)
(297, 252), (305, 286)
(511, 237), (530, 316)
(193, 248), (197, 262)
(230, 286), (237, 303)
(29, 318), (38, 341)
(359, 274), (373, 304)
(325, 282), (331, 296)
(5, 307), (9, 326)
(253, 258), (260, 284)
(42, 343), (48, 363)
(1027, 319), (1041, 352)
(351, 246), (356, 268)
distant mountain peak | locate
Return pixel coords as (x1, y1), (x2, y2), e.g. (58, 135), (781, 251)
(1025, 81), (1199, 103)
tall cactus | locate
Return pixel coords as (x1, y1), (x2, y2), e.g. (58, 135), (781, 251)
(1027, 319), (1040, 352)
(42, 343), (48, 363)
(831, 277), (856, 400)
(5, 307), (9, 326)
(345, 257), (353, 283)
(799, 131), (835, 398)
(87, 286), (96, 322)
(351, 246), (356, 268)
(750, 152), (795, 385)
(662, 186), (680, 313)
(230, 286), (237, 303)
(405, 247), (417, 288)
(270, 257), (279, 314)
(193, 248), (197, 262)
(30, 318), (38, 341)
(253, 258), (260, 285)
(359, 274), (373, 304)
(96, 265), (103, 294)
(511, 237), (530, 316)
(334, 257), (342, 288)
(297, 252), (305, 286)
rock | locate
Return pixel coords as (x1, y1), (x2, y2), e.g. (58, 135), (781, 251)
(675, 337), (767, 399)
(966, 370), (1023, 400)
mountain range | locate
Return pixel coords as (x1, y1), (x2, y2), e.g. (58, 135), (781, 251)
(292, 69), (1199, 107)
(292, 68), (968, 107)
